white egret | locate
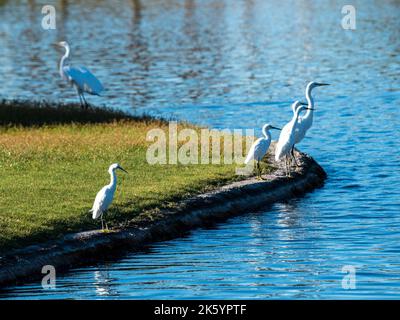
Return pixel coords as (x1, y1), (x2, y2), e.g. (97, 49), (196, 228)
(275, 102), (312, 176)
(288, 101), (305, 166)
(90, 163), (128, 231)
(291, 81), (330, 163)
(55, 41), (104, 109)
(245, 123), (281, 179)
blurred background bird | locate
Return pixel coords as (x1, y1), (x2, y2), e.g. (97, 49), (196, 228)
(55, 41), (104, 109)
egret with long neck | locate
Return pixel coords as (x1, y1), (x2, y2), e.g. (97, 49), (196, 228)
(55, 41), (104, 109)
(290, 81), (329, 165)
(295, 81), (329, 143)
(58, 42), (70, 79)
(90, 163), (128, 231)
(275, 102), (312, 176)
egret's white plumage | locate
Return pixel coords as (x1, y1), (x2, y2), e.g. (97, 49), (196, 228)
(275, 102), (311, 175)
(245, 123), (280, 178)
(56, 41), (104, 109)
(90, 163), (128, 230)
(293, 81), (329, 145)
(245, 124), (272, 164)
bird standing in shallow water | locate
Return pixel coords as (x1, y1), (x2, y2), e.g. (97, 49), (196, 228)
(90, 163), (128, 231)
(245, 123), (281, 179)
(291, 81), (330, 164)
(55, 41), (104, 109)
(275, 102), (312, 176)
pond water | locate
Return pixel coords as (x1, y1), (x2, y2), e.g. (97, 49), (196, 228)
(0, 0), (400, 299)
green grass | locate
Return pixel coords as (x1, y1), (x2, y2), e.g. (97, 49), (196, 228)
(0, 101), (256, 253)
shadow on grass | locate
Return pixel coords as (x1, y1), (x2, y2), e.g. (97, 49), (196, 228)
(0, 99), (166, 127)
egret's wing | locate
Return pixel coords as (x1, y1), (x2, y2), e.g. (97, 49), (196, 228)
(77, 66), (104, 95)
(254, 139), (270, 161)
(275, 126), (291, 161)
(280, 122), (292, 138)
(63, 66), (104, 95)
(245, 138), (270, 163)
(91, 186), (111, 219)
(245, 138), (260, 164)
(63, 66), (84, 87)
(293, 118), (306, 144)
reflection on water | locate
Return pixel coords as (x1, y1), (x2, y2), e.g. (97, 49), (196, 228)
(0, 0), (400, 299)
(93, 269), (117, 297)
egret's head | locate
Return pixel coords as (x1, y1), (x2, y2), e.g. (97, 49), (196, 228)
(263, 123), (281, 132)
(296, 105), (315, 115)
(109, 163), (128, 174)
(54, 41), (69, 50)
(307, 81), (330, 90)
(291, 100), (308, 112)
(57, 41), (67, 47)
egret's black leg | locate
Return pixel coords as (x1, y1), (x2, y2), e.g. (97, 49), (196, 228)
(257, 161), (261, 179)
(285, 156), (291, 177)
(291, 147), (299, 167)
(76, 88), (84, 109)
(103, 212), (109, 231)
(82, 93), (89, 109)
(285, 157), (288, 176)
(283, 157), (287, 176)
(101, 214), (104, 231)
(78, 94), (83, 107)
(259, 161), (267, 180)
(255, 161), (259, 179)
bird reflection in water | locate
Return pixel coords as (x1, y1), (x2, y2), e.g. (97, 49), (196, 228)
(279, 205), (300, 224)
(94, 269), (117, 297)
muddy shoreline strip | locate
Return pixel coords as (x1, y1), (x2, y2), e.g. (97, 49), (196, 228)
(0, 152), (326, 287)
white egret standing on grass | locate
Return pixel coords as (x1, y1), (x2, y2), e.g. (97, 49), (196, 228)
(275, 102), (312, 176)
(245, 123), (281, 179)
(55, 41), (104, 109)
(291, 81), (330, 164)
(90, 163), (128, 231)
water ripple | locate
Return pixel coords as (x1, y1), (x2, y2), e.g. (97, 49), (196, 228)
(0, 0), (400, 299)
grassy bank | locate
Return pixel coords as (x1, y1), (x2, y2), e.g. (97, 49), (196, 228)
(0, 101), (259, 253)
